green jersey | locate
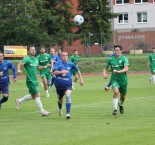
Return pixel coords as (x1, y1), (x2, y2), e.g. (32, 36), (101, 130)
(105, 55), (129, 83)
(22, 55), (39, 85)
(37, 53), (51, 74)
(148, 53), (155, 73)
(69, 55), (80, 65)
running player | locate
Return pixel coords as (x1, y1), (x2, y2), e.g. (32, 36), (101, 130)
(103, 45), (129, 116)
(147, 47), (155, 84)
(53, 52), (84, 119)
(16, 46), (51, 116)
(37, 45), (51, 97)
(0, 50), (17, 109)
(69, 49), (80, 90)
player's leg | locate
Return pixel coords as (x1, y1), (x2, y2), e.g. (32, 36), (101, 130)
(56, 88), (64, 116)
(72, 70), (78, 90)
(42, 77), (50, 97)
(105, 81), (112, 92)
(118, 83), (127, 114)
(111, 81), (120, 115)
(32, 93), (51, 116)
(65, 89), (72, 119)
(0, 87), (9, 109)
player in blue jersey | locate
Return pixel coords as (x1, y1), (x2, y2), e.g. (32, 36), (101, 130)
(53, 52), (84, 119)
(49, 47), (60, 91)
(0, 50), (17, 109)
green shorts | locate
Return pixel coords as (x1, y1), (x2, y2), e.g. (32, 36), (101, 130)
(40, 71), (52, 80)
(26, 81), (39, 95)
(72, 70), (78, 75)
(111, 80), (128, 95)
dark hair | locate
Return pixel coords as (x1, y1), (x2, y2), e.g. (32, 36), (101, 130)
(40, 45), (45, 49)
(152, 47), (155, 50)
(0, 50), (3, 54)
(27, 45), (35, 51)
(114, 45), (123, 50)
(73, 49), (78, 52)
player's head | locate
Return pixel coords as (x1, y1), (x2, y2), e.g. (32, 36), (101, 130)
(40, 45), (45, 54)
(73, 49), (78, 56)
(28, 46), (36, 57)
(0, 50), (4, 63)
(61, 52), (68, 62)
(58, 49), (62, 55)
(50, 47), (55, 56)
(152, 47), (155, 53)
(114, 45), (123, 57)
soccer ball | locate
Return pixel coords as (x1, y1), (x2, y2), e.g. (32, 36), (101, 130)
(74, 15), (84, 25)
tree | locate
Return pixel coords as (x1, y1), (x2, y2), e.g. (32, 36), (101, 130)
(76, 0), (117, 44)
(0, 0), (53, 46)
(42, 0), (75, 49)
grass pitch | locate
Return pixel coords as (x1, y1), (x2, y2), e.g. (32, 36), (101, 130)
(0, 74), (155, 145)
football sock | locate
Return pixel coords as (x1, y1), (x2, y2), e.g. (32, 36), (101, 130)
(58, 101), (62, 109)
(35, 97), (44, 112)
(153, 75), (155, 84)
(0, 97), (8, 104)
(113, 98), (118, 110)
(66, 103), (71, 114)
(66, 94), (72, 114)
(119, 99), (124, 106)
(19, 94), (32, 103)
(107, 82), (112, 88)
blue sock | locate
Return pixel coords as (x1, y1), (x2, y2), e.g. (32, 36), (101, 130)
(58, 102), (62, 109)
(66, 103), (71, 114)
(107, 82), (111, 88)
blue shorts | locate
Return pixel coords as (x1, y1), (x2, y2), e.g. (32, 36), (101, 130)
(0, 86), (9, 94)
(55, 85), (72, 99)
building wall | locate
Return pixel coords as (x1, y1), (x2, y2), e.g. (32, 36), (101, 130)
(113, 0), (155, 32)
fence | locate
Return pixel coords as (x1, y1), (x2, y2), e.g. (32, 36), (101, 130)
(47, 31), (155, 56)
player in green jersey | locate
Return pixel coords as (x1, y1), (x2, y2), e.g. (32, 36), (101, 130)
(147, 47), (155, 84)
(16, 46), (51, 116)
(69, 49), (80, 90)
(103, 45), (129, 116)
(37, 45), (51, 97)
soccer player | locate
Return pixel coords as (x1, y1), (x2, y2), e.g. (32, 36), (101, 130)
(147, 47), (155, 84)
(49, 47), (60, 91)
(37, 45), (51, 97)
(53, 51), (84, 119)
(16, 46), (51, 116)
(57, 49), (62, 61)
(0, 50), (17, 109)
(103, 45), (129, 116)
(69, 49), (80, 90)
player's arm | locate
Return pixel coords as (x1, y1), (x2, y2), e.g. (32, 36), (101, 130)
(53, 69), (69, 75)
(113, 65), (129, 73)
(77, 70), (84, 86)
(9, 62), (17, 82)
(38, 64), (51, 70)
(103, 67), (108, 79)
(17, 61), (24, 74)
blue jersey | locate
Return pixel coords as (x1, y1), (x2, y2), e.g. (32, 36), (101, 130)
(57, 54), (62, 61)
(53, 60), (78, 88)
(51, 55), (59, 62)
(0, 60), (16, 87)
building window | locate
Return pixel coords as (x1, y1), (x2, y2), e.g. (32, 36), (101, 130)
(118, 13), (128, 24)
(116, 0), (129, 4)
(137, 12), (147, 23)
(135, 0), (148, 3)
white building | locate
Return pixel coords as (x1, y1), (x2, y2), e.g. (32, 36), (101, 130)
(111, 0), (155, 32)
